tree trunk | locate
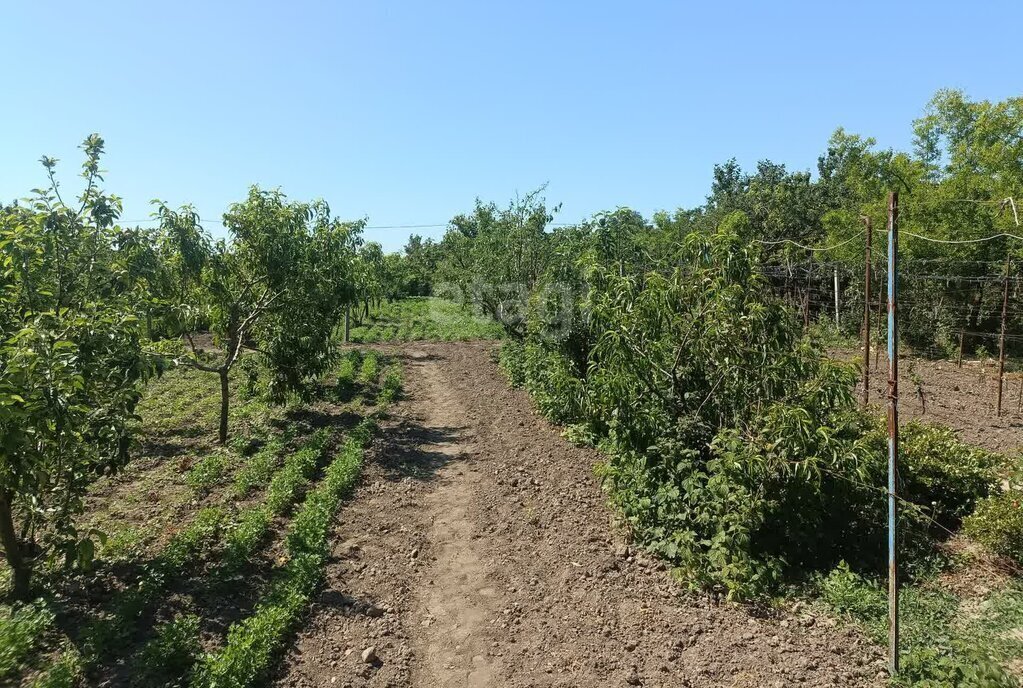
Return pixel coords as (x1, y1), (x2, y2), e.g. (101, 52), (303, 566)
(0, 491), (30, 600)
(219, 368), (230, 445)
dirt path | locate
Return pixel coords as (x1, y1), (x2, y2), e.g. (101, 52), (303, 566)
(278, 342), (885, 687)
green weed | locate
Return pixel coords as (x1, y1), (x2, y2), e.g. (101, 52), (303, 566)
(230, 436), (285, 498)
(193, 426), (371, 687)
(0, 601), (54, 679)
(357, 352), (379, 385)
(186, 450), (234, 493)
(378, 365), (403, 404)
(817, 564), (1023, 687)
(137, 614), (202, 686)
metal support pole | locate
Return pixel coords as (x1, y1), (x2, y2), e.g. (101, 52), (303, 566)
(957, 330), (965, 368)
(344, 305), (351, 344)
(998, 254), (1010, 416)
(886, 191), (900, 677)
(862, 217), (872, 406)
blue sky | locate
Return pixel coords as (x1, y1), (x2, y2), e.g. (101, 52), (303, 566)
(2, 1), (1020, 252)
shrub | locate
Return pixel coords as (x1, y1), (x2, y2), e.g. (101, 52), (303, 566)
(963, 487), (1023, 563)
(506, 214), (1002, 599)
(898, 421), (1000, 530)
(498, 340), (526, 387)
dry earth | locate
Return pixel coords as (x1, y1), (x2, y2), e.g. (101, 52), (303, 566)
(836, 347), (1023, 454)
(276, 341), (885, 688)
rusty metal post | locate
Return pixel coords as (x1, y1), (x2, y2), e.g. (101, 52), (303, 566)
(886, 191), (900, 677)
(998, 254), (1010, 416)
(344, 305), (351, 343)
(957, 330), (965, 368)
(862, 217), (872, 406)
(876, 266), (884, 369)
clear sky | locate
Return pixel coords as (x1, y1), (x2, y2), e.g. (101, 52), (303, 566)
(2, 1), (1020, 252)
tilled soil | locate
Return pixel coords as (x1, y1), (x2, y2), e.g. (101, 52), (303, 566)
(277, 341), (886, 687)
(835, 347), (1023, 454)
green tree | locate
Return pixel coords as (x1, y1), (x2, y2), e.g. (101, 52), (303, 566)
(0, 136), (150, 598)
(159, 188), (362, 443)
(440, 188), (559, 337)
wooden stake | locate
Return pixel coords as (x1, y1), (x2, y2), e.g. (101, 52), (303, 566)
(997, 254), (1010, 416)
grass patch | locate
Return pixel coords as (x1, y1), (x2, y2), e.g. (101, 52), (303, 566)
(0, 601), (54, 680)
(186, 449), (235, 493)
(349, 297), (503, 343)
(28, 647), (81, 688)
(78, 507), (225, 663)
(817, 562), (1023, 686)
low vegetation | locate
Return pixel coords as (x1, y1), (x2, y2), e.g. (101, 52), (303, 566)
(348, 297), (504, 343)
(1, 348), (401, 687)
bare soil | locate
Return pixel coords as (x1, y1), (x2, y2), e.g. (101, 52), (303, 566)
(835, 347), (1023, 454)
(277, 341), (885, 688)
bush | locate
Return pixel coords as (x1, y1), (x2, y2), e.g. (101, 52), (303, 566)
(504, 214), (1003, 599)
(898, 421), (1001, 530)
(963, 487), (1023, 563)
(498, 340), (526, 387)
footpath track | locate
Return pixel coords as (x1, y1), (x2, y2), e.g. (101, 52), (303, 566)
(277, 341), (884, 688)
